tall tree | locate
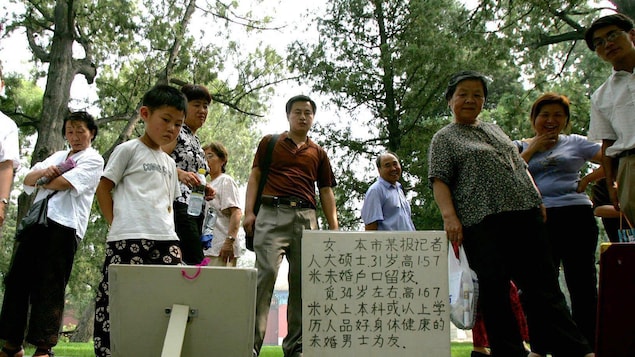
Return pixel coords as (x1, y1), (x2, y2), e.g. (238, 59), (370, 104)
(287, 0), (519, 230)
(3, 0), (288, 341)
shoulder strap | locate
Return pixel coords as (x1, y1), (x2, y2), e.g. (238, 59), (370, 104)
(254, 134), (279, 214)
(262, 134), (279, 178)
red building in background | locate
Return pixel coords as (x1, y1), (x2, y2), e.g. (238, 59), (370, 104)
(263, 290), (288, 345)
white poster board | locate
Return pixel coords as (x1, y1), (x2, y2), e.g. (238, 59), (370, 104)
(302, 230), (450, 357)
(109, 264), (257, 357)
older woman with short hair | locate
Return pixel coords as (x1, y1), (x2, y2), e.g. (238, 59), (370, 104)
(202, 141), (243, 266)
(163, 84), (213, 265)
(0, 111), (104, 357)
(428, 71), (594, 357)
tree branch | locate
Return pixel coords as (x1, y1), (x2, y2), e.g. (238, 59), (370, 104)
(534, 30), (582, 48)
(25, 26), (50, 62)
(195, 1), (285, 31)
(74, 59), (97, 84)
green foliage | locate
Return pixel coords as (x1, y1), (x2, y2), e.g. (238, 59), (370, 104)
(288, 0), (523, 230)
(287, 0), (614, 232)
(0, 74), (44, 136)
(3, 0), (288, 339)
(2, 0), (621, 342)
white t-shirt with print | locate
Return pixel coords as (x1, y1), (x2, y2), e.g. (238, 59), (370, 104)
(103, 139), (180, 242)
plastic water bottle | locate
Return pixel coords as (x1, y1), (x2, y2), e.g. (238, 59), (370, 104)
(187, 168), (207, 216)
(201, 206), (217, 249)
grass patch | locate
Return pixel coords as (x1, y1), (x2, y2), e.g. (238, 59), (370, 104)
(21, 342), (94, 357)
(235, 342), (474, 357)
(35, 341), (474, 356)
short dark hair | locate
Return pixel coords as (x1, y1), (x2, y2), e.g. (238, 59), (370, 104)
(62, 111), (99, 142)
(202, 141), (229, 173)
(444, 71), (489, 101)
(585, 13), (635, 51)
(285, 95), (317, 115)
(376, 151), (400, 169)
(181, 84), (212, 103)
(142, 85), (188, 114)
(530, 92), (571, 126)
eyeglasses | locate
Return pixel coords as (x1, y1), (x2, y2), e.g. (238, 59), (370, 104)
(592, 30), (625, 50)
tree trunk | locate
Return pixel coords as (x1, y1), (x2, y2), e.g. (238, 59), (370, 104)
(70, 300), (95, 342)
(30, 0), (78, 166)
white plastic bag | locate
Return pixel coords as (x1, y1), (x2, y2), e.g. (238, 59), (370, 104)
(448, 244), (479, 329)
(618, 213), (635, 242)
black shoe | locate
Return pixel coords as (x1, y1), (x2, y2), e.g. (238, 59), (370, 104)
(33, 348), (53, 357)
(471, 352), (490, 357)
(0, 345), (24, 357)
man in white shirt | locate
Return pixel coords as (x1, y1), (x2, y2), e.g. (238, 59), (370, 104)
(0, 62), (20, 231)
(585, 13), (635, 226)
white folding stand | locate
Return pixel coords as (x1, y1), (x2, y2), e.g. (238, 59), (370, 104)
(161, 304), (190, 357)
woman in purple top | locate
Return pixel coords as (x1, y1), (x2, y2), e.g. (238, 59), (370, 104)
(514, 93), (602, 351)
(429, 72), (593, 357)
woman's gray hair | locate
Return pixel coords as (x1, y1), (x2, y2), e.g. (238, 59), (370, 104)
(444, 71), (490, 101)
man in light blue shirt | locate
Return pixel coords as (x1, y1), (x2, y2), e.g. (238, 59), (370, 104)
(361, 152), (415, 231)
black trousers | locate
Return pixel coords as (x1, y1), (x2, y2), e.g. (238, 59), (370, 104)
(545, 205), (598, 350)
(173, 201), (204, 265)
(0, 220), (77, 348)
(93, 239), (181, 357)
(462, 208), (592, 357)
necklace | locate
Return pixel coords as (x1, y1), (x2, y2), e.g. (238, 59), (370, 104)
(148, 145), (173, 213)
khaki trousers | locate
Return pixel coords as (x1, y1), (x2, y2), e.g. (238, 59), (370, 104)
(252, 204), (317, 357)
(618, 155), (635, 227)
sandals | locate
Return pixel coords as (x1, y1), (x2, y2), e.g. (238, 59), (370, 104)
(33, 348), (53, 357)
(0, 345), (24, 357)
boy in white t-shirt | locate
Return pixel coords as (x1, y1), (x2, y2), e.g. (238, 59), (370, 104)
(93, 85), (187, 357)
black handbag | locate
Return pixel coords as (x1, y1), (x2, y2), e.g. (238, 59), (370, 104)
(246, 134), (279, 251)
(15, 190), (58, 240)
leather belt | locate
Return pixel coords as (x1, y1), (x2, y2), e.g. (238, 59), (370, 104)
(261, 196), (314, 209)
(618, 148), (635, 159)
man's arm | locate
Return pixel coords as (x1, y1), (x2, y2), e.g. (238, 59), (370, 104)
(601, 139), (619, 210)
(0, 160), (13, 227)
(319, 186), (338, 230)
(242, 167), (261, 237)
(364, 221), (378, 231)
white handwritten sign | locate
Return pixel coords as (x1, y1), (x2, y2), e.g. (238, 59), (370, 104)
(302, 230), (450, 357)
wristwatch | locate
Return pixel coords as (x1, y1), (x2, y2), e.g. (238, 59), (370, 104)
(226, 236), (236, 241)
(0, 198), (8, 205)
